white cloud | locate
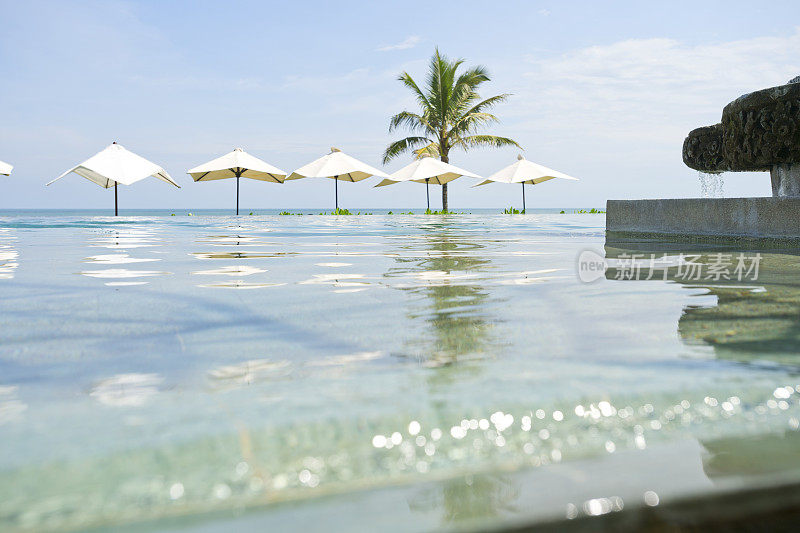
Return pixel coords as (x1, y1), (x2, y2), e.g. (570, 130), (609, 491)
(510, 29), (800, 148)
(376, 35), (422, 52)
(486, 30), (800, 200)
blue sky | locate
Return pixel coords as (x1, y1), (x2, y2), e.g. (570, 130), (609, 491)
(1, 0), (799, 209)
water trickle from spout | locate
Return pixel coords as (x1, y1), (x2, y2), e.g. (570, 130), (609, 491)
(698, 172), (724, 198)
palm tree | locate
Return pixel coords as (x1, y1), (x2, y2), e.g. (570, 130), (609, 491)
(383, 48), (521, 211)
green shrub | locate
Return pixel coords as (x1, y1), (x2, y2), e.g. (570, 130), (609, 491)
(425, 209), (463, 214)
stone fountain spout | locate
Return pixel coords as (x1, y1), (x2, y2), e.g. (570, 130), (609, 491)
(771, 164), (800, 197)
(682, 76), (800, 197)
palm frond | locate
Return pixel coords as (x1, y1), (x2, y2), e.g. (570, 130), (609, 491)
(456, 65), (490, 88)
(452, 135), (522, 151)
(412, 143), (440, 159)
(398, 72), (433, 113)
(449, 66), (490, 117)
(382, 136), (433, 164)
(428, 48), (464, 129)
(455, 93), (509, 123)
(386, 49), (519, 170)
(451, 112), (500, 136)
(388, 111), (434, 135)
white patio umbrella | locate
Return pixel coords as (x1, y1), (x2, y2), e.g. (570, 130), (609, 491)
(47, 142), (179, 216)
(375, 155), (481, 210)
(475, 155), (579, 212)
(0, 160), (13, 176)
(187, 148), (286, 215)
(285, 148), (389, 211)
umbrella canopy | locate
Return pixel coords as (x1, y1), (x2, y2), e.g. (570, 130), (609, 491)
(375, 156), (481, 187)
(375, 155), (481, 210)
(187, 148), (286, 183)
(475, 155), (578, 212)
(0, 160), (12, 176)
(286, 148), (388, 183)
(476, 155), (579, 186)
(48, 142), (179, 189)
(187, 148), (286, 215)
(285, 148), (389, 210)
(47, 142), (179, 215)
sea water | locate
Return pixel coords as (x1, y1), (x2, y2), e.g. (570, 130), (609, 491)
(1, 211), (800, 531)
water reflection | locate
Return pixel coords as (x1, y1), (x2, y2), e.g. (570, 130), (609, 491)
(191, 228), (285, 288)
(299, 273), (371, 289)
(89, 373), (162, 407)
(306, 351), (384, 367)
(0, 228), (18, 279)
(11, 215), (800, 532)
(84, 254), (159, 265)
(81, 226), (168, 283)
(0, 386), (26, 424)
(196, 281), (286, 290)
(193, 251), (295, 260)
(78, 269), (170, 279)
(680, 282), (800, 365)
(88, 228), (161, 249)
(605, 243), (800, 367)
(208, 359), (291, 388)
(701, 430), (800, 481)
(207, 352), (386, 395)
(316, 262), (353, 267)
(196, 235), (261, 245)
(386, 225), (498, 367)
(408, 474), (519, 525)
(192, 265), (267, 276)
(494, 268), (564, 285)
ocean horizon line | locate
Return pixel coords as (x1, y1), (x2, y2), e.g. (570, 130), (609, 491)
(0, 206), (596, 212)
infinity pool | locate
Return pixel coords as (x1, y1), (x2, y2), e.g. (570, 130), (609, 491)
(2, 212), (800, 531)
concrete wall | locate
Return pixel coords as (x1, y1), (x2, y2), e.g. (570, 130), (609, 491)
(606, 198), (800, 243)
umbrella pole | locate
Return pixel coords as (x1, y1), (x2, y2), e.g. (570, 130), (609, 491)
(335, 176), (338, 211)
(426, 178), (430, 210)
(522, 183), (526, 213)
(114, 183), (118, 216)
(236, 175), (240, 216)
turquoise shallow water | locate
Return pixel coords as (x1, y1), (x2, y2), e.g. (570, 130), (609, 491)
(2, 211), (800, 531)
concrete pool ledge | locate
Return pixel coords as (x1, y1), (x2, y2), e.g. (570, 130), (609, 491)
(606, 197), (800, 245)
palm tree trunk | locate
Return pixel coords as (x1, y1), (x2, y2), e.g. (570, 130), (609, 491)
(440, 152), (449, 212)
